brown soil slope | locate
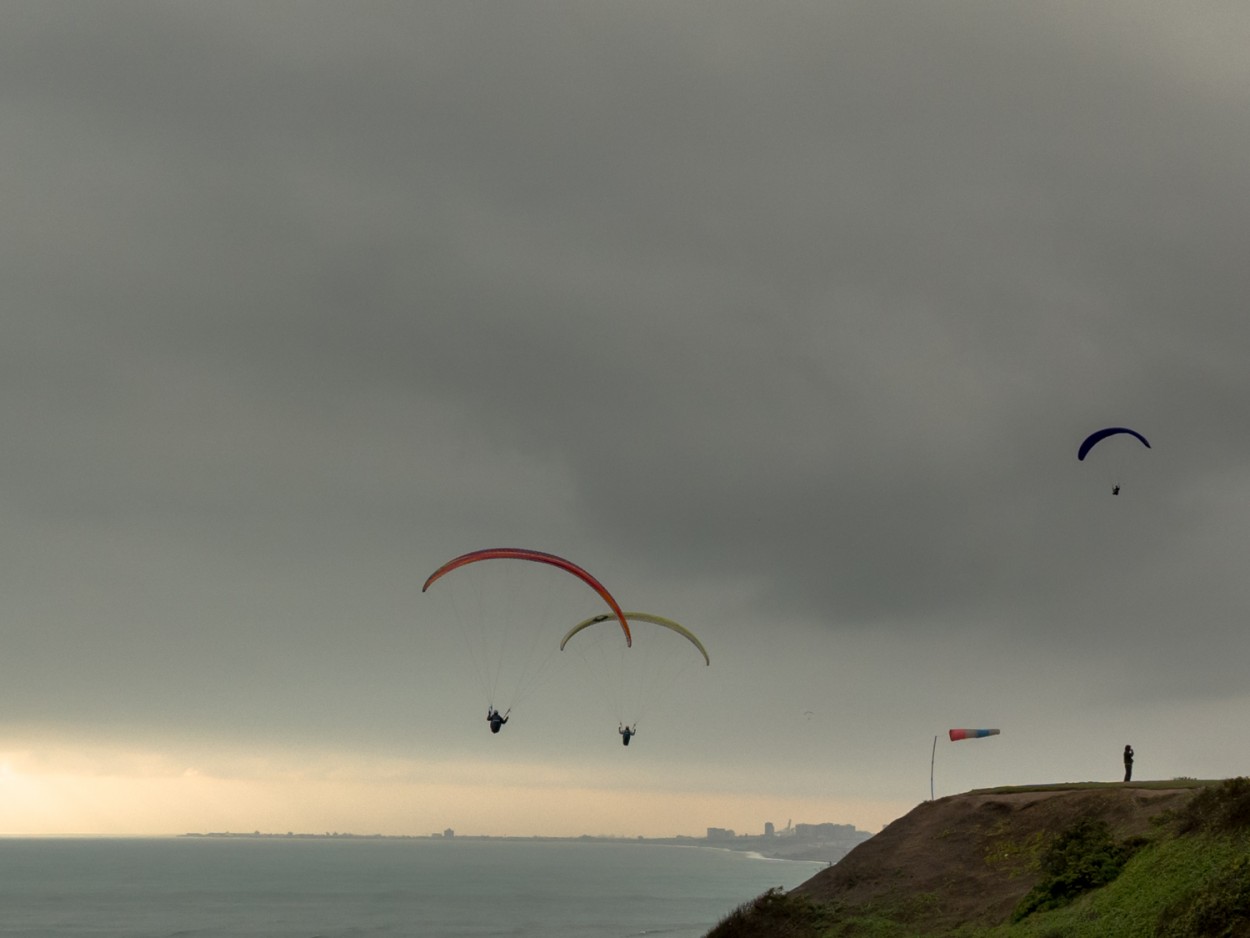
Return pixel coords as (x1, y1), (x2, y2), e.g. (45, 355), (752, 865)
(790, 783), (1201, 933)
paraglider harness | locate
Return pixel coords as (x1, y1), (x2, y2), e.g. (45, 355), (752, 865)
(487, 707), (510, 733)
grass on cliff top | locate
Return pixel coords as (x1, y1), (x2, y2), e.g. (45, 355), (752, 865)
(968, 779), (1220, 795)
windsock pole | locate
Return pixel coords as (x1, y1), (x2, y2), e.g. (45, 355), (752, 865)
(930, 735), (937, 800)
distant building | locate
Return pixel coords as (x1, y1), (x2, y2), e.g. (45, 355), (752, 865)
(706, 827), (736, 841)
(443, 829), (455, 839)
(764, 822), (775, 837)
(794, 822), (856, 841)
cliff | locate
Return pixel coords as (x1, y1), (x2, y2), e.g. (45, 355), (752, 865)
(709, 779), (1242, 937)
(792, 782), (1198, 932)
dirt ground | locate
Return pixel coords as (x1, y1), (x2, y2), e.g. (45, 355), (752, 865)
(789, 783), (1200, 932)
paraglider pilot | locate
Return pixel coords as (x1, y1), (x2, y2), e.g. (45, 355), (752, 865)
(1112, 484), (1120, 495)
(619, 723), (636, 746)
(1123, 744), (1134, 782)
(487, 707), (510, 734)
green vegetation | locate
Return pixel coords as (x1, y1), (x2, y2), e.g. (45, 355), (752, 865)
(1010, 818), (1143, 921)
(709, 888), (837, 938)
(981, 821), (1046, 876)
(1169, 776), (1250, 836)
(709, 887), (935, 938)
(706, 779), (1250, 938)
(978, 833), (1250, 938)
(971, 779), (1215, 794)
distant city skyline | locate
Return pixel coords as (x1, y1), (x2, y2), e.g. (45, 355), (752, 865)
(182, 818), (867, 841)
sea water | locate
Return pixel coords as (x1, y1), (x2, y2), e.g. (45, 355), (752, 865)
(0, 837), (826, 937)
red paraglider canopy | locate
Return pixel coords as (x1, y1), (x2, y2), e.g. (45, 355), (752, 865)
(423, 547), (631, 646)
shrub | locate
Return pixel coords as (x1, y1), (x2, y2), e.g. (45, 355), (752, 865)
(706, 887), (834, 938)
(1156, 853), (1250, 937)
(1172, 778), (1250, 836)
(1011, 819), (1138, 922)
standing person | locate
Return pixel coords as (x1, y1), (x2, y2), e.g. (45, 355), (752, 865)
(1123, 744), (1134, 782)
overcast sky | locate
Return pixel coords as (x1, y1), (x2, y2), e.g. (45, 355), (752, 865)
(3, 2), (1250, 838)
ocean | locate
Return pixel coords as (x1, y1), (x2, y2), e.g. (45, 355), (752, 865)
(0, 837), (826, 937)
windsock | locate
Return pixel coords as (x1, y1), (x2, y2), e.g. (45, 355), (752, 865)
(949, 728), (1000, 741)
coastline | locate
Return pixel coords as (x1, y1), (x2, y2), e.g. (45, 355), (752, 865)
(179, 829), (870, 863)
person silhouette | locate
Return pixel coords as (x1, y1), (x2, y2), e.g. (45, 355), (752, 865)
(487, 707), (510, 734)
(1123, 744), (1134, 782)
(619, 723), (637, 746)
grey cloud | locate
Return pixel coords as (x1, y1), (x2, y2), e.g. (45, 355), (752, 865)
(2, 2), (1249, 800)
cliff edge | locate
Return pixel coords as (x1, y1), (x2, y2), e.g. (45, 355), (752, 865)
(787, 781), (1203, 934)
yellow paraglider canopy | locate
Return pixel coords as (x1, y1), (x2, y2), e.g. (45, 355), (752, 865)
(560, 612), (709, 666)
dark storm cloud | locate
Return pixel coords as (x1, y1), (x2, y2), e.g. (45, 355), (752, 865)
(2, 0), (1249, 764)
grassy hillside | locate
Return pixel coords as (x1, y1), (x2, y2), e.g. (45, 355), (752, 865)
(707, 778), (1250, 937)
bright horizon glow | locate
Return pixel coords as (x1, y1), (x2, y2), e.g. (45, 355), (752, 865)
(0, 744), (907, 838)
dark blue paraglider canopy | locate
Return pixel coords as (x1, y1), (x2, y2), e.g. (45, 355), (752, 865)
(1077, 427), (1151, 461)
